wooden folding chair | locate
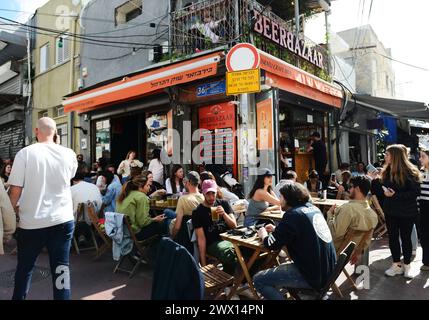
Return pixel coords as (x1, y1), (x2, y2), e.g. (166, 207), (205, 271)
(201, 264), (234, 300)
(72, 203), (99, 255)
(287, 242), (356, 300)
(335, 228), (374, 294)
(369, 195), (388, 239)
(113, 215), (158, 278)
(86, 202), (112, 261)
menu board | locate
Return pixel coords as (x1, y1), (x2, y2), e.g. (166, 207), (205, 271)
(198, 102), (237, 175)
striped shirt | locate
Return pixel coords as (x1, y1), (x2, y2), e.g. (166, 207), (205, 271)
(420, 170), (429, 202)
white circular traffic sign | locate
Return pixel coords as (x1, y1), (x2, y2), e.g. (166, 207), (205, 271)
(226, 43), (260, 71)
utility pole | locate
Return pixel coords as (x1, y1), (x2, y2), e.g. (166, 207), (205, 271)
(294, 0), (300, 68)
(325, 9), (331, 76)
(294, 0), (300, 37)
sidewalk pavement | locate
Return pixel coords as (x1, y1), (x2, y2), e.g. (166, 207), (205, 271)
(0, 237), (428, 300)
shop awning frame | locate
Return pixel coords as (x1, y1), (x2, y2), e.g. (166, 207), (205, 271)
(354, 94), (429, 120)
(63, 52), (222, 114)
(257, 49), (343, 108)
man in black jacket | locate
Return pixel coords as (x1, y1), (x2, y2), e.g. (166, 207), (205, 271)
(253, 182), (336, 300)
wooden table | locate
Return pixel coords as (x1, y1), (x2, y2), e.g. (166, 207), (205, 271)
(311, 198), (349, 207)
(220, 229), (279, 300)
(149, 205), (176, 211)
(259, 210), (283, 222)
(258, 198), (349, 222)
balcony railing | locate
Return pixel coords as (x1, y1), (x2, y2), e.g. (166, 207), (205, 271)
(170, 0), (330, 80)
(170, 0), (246, 55)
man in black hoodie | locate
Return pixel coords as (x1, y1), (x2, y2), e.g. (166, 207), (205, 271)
(253, 182), (336, 299)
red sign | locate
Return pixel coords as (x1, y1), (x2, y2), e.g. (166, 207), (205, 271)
(198, 102), (237, 176)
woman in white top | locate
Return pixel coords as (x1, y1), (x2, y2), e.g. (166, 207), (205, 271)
(148, 148), (164, 185)
(0, 179), (15, 255)
(118, 150), (143, 183)
(165, 164), (185, 195)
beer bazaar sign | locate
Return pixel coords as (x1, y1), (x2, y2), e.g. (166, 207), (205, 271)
(253, 10), (325, 70)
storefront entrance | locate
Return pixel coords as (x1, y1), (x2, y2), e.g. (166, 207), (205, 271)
(92, 108), (172, 170)
(278, 103), (327, 183)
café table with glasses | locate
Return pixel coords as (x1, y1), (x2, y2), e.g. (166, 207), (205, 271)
(149, 195), (179, 212)
(259, 197), (350, 222)
(220, 228), (280, 300)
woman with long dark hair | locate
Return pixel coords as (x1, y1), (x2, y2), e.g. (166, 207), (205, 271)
(116, 176), (166, 240)
(419, 149), (429, 271)
(141, 170), (166, 198)
(118, 150), (143, 184)
(374, 144), (421, 278)
(165, 164), (185, 195)
(0, 163), (11, 189)
(244, 168), (281, 227)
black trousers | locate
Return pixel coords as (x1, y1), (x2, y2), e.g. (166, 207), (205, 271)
(420, 201), (429, 266)
(136, 222), (164, 241)
(386, 215), (415, 265)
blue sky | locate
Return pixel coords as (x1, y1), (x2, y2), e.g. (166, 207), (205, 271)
(0, 0), (20, 20)
(0, 0), (50, 23)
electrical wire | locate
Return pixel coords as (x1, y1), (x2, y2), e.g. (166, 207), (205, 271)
(332, 55), (355, 90)
(0, 15), (229, 49)
(0, 7), (170, 34)
(374, 52), (429, 72)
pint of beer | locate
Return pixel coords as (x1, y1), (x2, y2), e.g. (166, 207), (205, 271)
(211, 207), (219, 222)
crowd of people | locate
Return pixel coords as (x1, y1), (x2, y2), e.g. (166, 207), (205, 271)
(0, 117), (428, 300)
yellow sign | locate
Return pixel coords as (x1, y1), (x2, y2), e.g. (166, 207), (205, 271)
(226, 69), (261, 95)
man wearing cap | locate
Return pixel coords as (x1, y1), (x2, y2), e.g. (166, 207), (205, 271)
(169, 171), (204, 239)
(307, 131), (328, 186)
(192, 180), (238, 275)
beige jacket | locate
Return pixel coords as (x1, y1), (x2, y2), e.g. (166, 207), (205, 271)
(0, 180), (16, 254)
(327, 200), (378, 252)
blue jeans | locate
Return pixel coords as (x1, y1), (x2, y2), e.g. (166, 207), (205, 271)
(253, 263), (312, 300)
(12, 221), (74, 300)
(163, 209), (177, 235)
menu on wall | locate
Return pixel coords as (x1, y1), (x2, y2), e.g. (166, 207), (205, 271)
(198, 102), (237, 176)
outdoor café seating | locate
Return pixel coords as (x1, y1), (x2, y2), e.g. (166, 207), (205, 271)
(286, 242), (356, 300)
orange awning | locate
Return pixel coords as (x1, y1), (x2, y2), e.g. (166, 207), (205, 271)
(258, 50), (343, 108)
(63, 52), (222, 113)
